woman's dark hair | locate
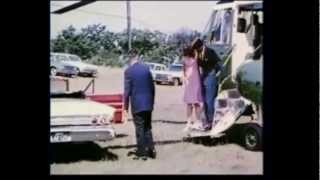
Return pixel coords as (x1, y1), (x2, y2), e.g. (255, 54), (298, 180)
(183, 46), (194, 57)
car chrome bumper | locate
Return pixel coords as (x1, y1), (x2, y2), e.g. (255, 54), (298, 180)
(50, 125), (116, 143)
(155, 78), (173, 83)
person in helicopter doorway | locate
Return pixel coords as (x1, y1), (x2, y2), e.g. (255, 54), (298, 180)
(191, 38), (222, 131)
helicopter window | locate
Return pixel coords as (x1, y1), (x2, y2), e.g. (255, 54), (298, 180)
(208, 9), (233, 45)
(239, 9), (263, 61)
(248, 13), (262, 60)
(221, 10), (233, 44)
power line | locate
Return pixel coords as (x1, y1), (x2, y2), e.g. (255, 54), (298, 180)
(51, 3), (157, 30)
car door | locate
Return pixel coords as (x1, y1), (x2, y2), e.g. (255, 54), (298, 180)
(51, 54), (61, 68)
(50, 54), (55, 66)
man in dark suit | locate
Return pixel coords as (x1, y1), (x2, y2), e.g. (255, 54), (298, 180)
(124, 49), (156, 160)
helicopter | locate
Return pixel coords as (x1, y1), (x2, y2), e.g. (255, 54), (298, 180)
(184, 0), (263, 151)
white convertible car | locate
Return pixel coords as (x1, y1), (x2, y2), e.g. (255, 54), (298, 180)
(50, 78), (117, 143)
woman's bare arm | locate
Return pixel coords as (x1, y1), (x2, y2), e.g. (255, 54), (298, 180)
(183, 59), (186, 78)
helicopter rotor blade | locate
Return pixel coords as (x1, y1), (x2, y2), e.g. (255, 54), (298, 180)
(52, 0), (97, 14)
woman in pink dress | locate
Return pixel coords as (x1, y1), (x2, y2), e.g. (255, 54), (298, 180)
(182, 47), (203, 131)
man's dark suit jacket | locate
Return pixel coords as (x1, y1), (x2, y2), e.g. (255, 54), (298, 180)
(124, 62), (155, 114)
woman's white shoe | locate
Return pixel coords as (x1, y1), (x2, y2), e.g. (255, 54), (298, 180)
(190, 122), (204, 130)
(183, 123), (193, 132)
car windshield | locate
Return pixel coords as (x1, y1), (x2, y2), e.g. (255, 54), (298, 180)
(56, 55), (69, 61)
(69, 55), (81, 62)
(146, 64), (155, 70)
(169, 65), (183, 72)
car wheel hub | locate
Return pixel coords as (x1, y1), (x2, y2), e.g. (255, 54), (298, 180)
(51, 68), (56, 76)
(245, 129), (257, 147)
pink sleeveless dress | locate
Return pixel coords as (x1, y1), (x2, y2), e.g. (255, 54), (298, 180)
(183, 57), (203, 104)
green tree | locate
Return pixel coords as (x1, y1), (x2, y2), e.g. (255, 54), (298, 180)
(51, 24), (201, 67)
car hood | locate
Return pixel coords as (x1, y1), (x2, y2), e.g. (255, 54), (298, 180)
(51, 98), (115, 117)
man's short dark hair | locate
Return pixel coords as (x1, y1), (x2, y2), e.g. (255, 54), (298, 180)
(128, 48), (139, 56)
(191, 38), (203, 50)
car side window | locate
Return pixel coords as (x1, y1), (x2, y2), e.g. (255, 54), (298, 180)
(57, 55), (69, 62)
(155, 66), (161, 71)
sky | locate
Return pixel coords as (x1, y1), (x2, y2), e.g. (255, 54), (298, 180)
(50, 1), (218, 39)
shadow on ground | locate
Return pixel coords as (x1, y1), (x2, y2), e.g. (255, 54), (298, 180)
(152, 119), (187, 124)
(50, 142), (118, 164)
(50, 138), (184, 164)
(50, 123), (260, 164)
(127, 119), (187, 124)
(106, 139), (184, 150)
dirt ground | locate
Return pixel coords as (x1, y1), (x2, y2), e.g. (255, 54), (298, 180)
(50, 67), (263, 175)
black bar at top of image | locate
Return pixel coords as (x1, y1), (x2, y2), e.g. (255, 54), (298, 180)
(52, 0), (97, 14)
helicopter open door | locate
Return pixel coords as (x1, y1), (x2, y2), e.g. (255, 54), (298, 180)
(200, 7), (235, 86)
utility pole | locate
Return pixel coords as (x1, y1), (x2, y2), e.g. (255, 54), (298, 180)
(126, 0), (132, 51)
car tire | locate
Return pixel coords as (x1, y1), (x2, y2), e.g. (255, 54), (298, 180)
(156, 81), (161, 85)
(178, 78), (183, 86)
(50, 67), (57, 76)
(242, 123), (262, 151)
(173, 78), (179, 86)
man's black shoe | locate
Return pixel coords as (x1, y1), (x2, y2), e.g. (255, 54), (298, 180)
(127, 149), (138, 157)
(147, 149), (157, 159)
(128, 149), (148, 160)
(132, 154), (148, 161)
(132, 155), (148, 161)
(203, 125), (212, 131)
(127, 149), (146, 156)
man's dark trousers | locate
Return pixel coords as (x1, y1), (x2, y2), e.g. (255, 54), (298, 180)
(132, 111), (154, 156)
(201, 70), (218, 129)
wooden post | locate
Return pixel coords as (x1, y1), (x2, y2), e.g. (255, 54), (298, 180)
(92, 78), (95, 94)
(66, 79), (69, 91)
